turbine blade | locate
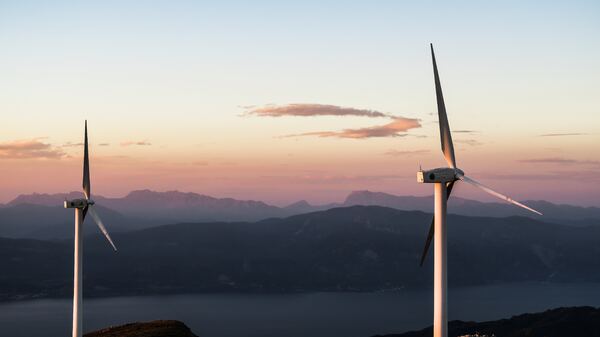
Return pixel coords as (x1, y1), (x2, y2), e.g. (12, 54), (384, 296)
(459, 175), (543, 215)
(431, 44), (456, 168)
(82, 205), (88, 223)
(88, 206), (117, 251)
(419, 217), (435, 267)
(419, 180), (455, 266)
(83, 120), (91, 200)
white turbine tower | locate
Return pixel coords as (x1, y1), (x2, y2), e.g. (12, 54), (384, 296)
(64, 121), (117, 337)
(417, 44), (542, 337)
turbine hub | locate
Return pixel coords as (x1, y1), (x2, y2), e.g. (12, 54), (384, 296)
(64, 199), (94, 209)
(417, 167), (460, 183)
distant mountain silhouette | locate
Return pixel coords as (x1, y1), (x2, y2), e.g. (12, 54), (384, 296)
(343, 190), (600, 226)
(3, 190), (599, 238)
(0, 203), (146, 240)
(6, 190), (284, 222)
(375, 306), (600, 337)
(282, 199), (340, 214)
(2, 206), (600, 300)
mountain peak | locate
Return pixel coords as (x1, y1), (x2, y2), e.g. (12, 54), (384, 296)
(8, 191), (83, 207)
(286, 200), (312, 208)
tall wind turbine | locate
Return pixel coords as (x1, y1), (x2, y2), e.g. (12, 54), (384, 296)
(417, 44), (542, 337)
(64, 121), (117, 337)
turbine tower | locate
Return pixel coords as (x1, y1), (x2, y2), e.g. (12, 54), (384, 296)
(64, 121), (117, 337)
(417, 44), (542, 337)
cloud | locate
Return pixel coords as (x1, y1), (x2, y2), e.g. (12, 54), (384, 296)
(539, 133), (588, 137)
(283, 118), (421, 139)
(384, 149), (430, 156)
(455, 139), (483, 146)
(260, 174), (403, 184)
(485, 170), (600, 182)
(0, 139), (65, 159)
(120, 140), (152, 147)
(61, 142), (84, 148)
(98, 143), (110, 146)
(247, 103), (392, 118)
(519, 157), (600, 166)
(454, 130), (478, 134)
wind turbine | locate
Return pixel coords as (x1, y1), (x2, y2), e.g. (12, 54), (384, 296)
(64, 121), (117, 337)
(417, 44), (542, 337)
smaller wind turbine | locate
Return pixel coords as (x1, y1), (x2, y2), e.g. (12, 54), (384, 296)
(64, 121), (117, 337)
(417, 44), (542, 337)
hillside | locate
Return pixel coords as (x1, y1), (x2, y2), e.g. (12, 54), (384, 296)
(376, 306), (600, 337)
(2, 206), (600, 300)
(84, 320), (198, 337)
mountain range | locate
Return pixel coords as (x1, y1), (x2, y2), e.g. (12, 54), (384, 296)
(1, 189), (599, 240)
(1, 205), (599, 301)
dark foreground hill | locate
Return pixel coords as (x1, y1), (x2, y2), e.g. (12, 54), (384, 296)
(376, 306), (600, 337)
(1, 206), (600, 300)
(84, 320), (198, 337)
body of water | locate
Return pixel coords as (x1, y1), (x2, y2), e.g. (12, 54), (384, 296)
(1, 283), (600, 337)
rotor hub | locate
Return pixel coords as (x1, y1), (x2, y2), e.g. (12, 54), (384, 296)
(64, 199), (94, 209)
(417, 167), (462, 183)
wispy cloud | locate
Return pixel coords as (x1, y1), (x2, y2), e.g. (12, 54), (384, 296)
(485, 170), (600, 182)
(539, 133), (588, 137)
(455, 139), (483, 146)
(61, 142), (84, 148)
(519, 157), (600, 166)
(384, 149), (430, 156)
(454, 130), (478, 134)
(247, 103), (392, 118)
(98, 143), (110, 146)
(260, 174), (403, 184)
(0, 139), (65, 159)
(120, 140), (152, 147)
(283, 118), (421, 139)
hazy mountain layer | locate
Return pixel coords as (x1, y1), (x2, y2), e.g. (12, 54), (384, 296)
(2, 190), (599, 241)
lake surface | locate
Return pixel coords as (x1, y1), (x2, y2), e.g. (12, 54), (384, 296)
(1, 283), (600, 337)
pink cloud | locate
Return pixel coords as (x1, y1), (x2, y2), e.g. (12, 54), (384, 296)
(0, 139), (65, 159)
(248, 103), (392, 118)
(284, 118), (422, 139)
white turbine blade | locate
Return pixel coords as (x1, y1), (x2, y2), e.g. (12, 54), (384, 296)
(431, 44), (456, 168)
(88, 206), (118, 251)
(83, 120), (91, 200)
(459, 175), (543, 215)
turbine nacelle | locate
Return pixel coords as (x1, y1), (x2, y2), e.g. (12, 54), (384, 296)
(64, 199), (95, 209)
(417, 167), (464, 183)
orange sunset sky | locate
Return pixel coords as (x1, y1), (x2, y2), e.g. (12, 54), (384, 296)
(0, 1), (599, 206)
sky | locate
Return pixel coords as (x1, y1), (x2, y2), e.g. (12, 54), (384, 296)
(0, 1), (599, 206)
